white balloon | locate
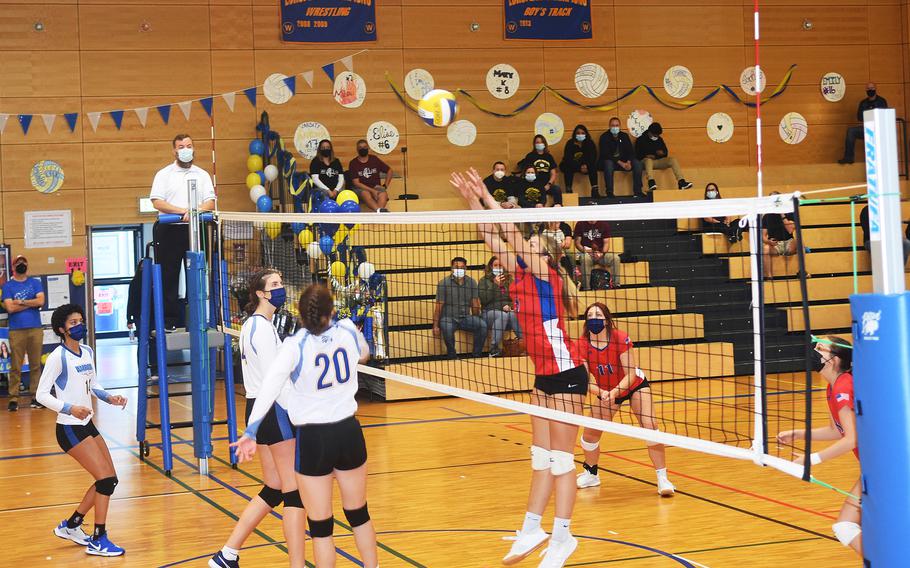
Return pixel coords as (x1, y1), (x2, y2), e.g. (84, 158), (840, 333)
(357, 262), (376, 280)
(249, 184), (266, 203)
(264, 164), (279, 182)
(307, 241), (323, 258)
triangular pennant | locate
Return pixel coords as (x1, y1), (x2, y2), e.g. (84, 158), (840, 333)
(301, 70), (314, 88)
(134, 107), (149, 127)
(41, 114), (56, 134)
(243, 87), (257, 107)
(19, 114), (33, 135)
(222, 91), (236, 112)
(322, 63), (336, 82)
(177, 101), (192, 120)
(0, 114), (8, 134)
(340, 56), (353, 72)
(199, 97), (214, 117)
(110, 110), (124, 130)
(283, 75), (296, 95)
(157, 104), (171, 124)
(64, 113), (78, 132)
(87, 112), (101, 132)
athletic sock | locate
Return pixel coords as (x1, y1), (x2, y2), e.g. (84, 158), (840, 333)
(656, 468), (668, 479)
(551, 517), (571, 543)
(66, 511), (85, 529)
(221, 546), (239, 561)
(583, 462), (598, 476)
(521, 511), (542, 534)
(92, 524), (106, 539)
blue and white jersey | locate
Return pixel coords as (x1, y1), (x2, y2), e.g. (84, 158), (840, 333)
(245, 318), (368, 437)
(35, 344), (112, 426)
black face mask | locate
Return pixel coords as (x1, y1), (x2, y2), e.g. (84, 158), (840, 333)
(357, 148), (369, 157)
(867, 89), (876, 98)
(320, 149), (332, 157)
(809, 350), (829, 372)
(14, 264), (27, 275)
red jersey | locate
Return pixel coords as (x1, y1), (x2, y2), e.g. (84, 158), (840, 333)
(510, 260), (582, 376)
(826, 372), (859, 460)
(581, 329), (641, 392)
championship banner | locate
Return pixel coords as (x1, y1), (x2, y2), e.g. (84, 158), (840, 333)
(504, 0), (592, 40)
(281, 0), (377, 43)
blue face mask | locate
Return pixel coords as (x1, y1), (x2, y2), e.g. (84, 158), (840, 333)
(586, 318), (606, 334)
(177, 147), (194, 163)
(610, 126), (620, 135)
(534, 143), (546, 152)
(525, 173), (537, 182)
(68, 323), (86, 341)
(267, 287), (286, 309)
(575, 134), (586, 142)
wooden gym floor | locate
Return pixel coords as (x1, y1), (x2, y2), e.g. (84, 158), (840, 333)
(1, 343), (859, 567)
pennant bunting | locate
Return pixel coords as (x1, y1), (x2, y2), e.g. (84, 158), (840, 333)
(222, 91), (236, 112)
(41, 114), (56, 134)
(110, 110), (124, 130)
(243, 87), (257, 107)
(19, 114), (33, 135)
(0, 114), (8, 134)
(64, 113), (78, 132)
(340, 56), (353, 72)
(283, 76), (297, 95)
(322, 63), (336, 82)
(301, 70), (314, 88)
(134, 107), (149, 127)
(177, 101), (192, 121)
(87, 112), (101, 132)
(157, 104), (171, 124)
(199, 97), (214, 117)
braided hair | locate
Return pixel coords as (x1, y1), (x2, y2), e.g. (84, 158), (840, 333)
(244, 269), (280, 314)
(298, 283), (334, 334)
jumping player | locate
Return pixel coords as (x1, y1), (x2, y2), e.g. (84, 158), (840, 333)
(452, 168), (585, 568)
(233, 284), (378, 568)
(36, 304), (127, 557)
(211, 270), (305, 568)
(575, 302), (675, 496)
(778, 336), (861, 556)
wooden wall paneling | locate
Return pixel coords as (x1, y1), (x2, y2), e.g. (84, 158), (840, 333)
(5, 236), (88, 276)
(210, 4), (254, 50)
(213, 138), (258, 188)
(869, 45), (905, 85)
(614, 47), (746, 89)
(77, 0), (207, 4)
(211, 50), (256, 93)
(750, 5), (869, 46)
(401, 5), (540, 50)
(0, 97), (84, 145)
(0, 143), (84, 192)
(868, 5), (903, 45)
(541, 48), (618, 92)
(404, 132), (517, 196)
(401, 47), (546, 92)
(78, 5), (211, 51)
(210, 100), (259, 141)
(401, 88), (543, 135)
(3, 189), (86, 237)
(253, 48), (403, 95)
(530, 5), (617, 49)
(614, 5), (745, 47)
(212, 0), (255, 7)
(759, 45), (870, 87)
(0, 51), (81, 98)
(79, 51), (213, 97)
(753, 124), (858, 166)
(82, 140), (213, 189)
(252, 4), (404, 50)
(215, 183), (255, 213)
(541, 88), (621, 142)
(747, 85), (906, 126)
(0, 4), (80, 50)
(84, 187), (155, 226)
(80, 97), (216, 143)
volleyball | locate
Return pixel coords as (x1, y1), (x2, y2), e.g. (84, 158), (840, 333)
(417, 89), (458, 128)
(30, 160), (65, 194)
(574, 63), (609, 99)
(779, 112), (809, 145)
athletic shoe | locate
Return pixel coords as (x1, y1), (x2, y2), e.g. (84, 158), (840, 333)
(8, 400), (17, 412)
(576, 471), (601, 488)
(657, 476), (676, 497)
(502, 527), (549, 565)
(30, 398), (43, 409)
(678, 179), (693, 190)
(54, 521), (90, 545)
(86, 534), (125, 557)
(209, 551), (240, 568)
(19, 383), (28, 394)
(537, 535), (578, 568)
(647, 179), (657, 191)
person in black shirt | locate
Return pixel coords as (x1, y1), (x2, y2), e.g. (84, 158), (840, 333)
(839, 83), (888, 165)
(761, 193), (797, 278)
(516, 163), (548, 209)
(701, 183), (743, 243)
(522, 135), (562, 205)
(483, 161), (518, 209)
(560, 124), (598, 197)
(309, 139), (345, 200)
(599, 117), (643, 198)
(635, 122), (693, 192)
(859, 204), (910, 265)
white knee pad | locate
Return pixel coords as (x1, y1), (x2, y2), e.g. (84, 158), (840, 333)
(832, 521), (861, 547)
(550, 450), (575, 476)
(530, 445), (551, 471)
(580, 437), (600, 452)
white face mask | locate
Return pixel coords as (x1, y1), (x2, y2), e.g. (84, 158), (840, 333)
(492, 267), (504, 276)
(177, 147), (194, 163)
(452, 268), (465, 278)
(575, 134), (586, 142)
(609, 126), (620, 135)
(706, 190), (718, 199)
(534, 143), (546, 152)
(525, 173), (537, 182)
(493, 170), (505, 180)
(649, 134), (659, 141)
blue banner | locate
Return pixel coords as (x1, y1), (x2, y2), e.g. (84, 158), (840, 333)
(504, 0), (592, 40)
(281, 0), (376, 43)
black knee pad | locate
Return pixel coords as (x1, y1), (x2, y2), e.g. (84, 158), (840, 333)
(94, 476), (118, 496)
(307, 516), (334, 538)
(258, 485), (283, 508)
(343, 504), (370, 528)
(282, 490), (304, 509)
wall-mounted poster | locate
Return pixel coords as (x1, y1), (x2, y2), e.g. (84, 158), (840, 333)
(821, 72), (846, 102)
(504, 0), (592, 40)
(486, 64), (520, 99)
(281, 0), (377, 43)
(574, 63), (609, 99)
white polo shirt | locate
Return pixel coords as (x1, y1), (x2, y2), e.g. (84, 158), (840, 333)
(150, 161), (216, 210)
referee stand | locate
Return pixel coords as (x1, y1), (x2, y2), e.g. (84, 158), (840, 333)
(135, 186), (238, 476)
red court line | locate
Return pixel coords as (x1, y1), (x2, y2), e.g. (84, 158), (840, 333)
(503, 423), (836, 521)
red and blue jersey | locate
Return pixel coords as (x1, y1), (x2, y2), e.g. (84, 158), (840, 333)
(580, 328), (640, 392)
(826, 372), (859, 460)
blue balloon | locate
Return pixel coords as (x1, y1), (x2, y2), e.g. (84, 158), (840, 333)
(319, 222), (339, 237)
(256, 195), (272, 212)
(339, 200), (360, 214)
(318, 199), (340, 214)
(319, 235), (335, 256)
(368, 272), (385, 291)
(255, 170), (265, 185)
(249, 139), (265, 155)
(291, 222), (306, 235)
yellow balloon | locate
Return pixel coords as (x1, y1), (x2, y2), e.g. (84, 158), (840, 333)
(336, 190), (359, 205)
(265, 222), (281, 239)
(330, 261), (347, 279)
(298, 228), (315, 247)
(334, 225), (348, 244)
(41, 353), (49, 365)
(247, 154), (264, 173)
(246, 172), (262, 189)
(71, 269), (85, 286)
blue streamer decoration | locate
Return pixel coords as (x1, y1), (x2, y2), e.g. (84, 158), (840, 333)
(244, 87), (257, 107)
(110, 110), (124, 130)
(200, 97), (214, 117)
(157, 105), (171, 124)
(322, 63), (336, 82)
(18, 114), (32, 135)
(63, 113), (78, 132)
(283, 75), (297, 95)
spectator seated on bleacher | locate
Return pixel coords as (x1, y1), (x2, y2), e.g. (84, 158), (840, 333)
(839, 83), (888, 165)
(599, 116), (643, 199)
(574, 220), (621, 290)
(701, 183), (743, 244)
(522, 135), (563, 205)
(537, 207), (577, 283)
(433, 256), (488, 359)
(483, 161), (518, 209)
(761, 192), (797, 279)
(310, 139), (345, 200)
(516, 164), (549, 209)
(560, 124), (599, 197)
(348, 139), (391, 212)
(635, 122), (693, 193)
(859, 204), (910, 266)
(478, 256), (522, 358)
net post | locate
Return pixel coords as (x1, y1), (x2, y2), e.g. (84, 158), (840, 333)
(850, 107), (910, 565)
(747, 213), (767, 458)
(790, 197), (814, 481)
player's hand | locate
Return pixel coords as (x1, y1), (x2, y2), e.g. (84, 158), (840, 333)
(777, 430), (800, 445)
(495, 274), (506, 286)
(231, 436), (258, 463)
(70, 405), (93, 420)
(181, 210), (190, 223)
(502, 304), (511, 312)
(109, 395), (128, 409)
(432, 325), (441, 337)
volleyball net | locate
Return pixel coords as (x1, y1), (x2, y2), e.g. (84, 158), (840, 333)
(216, 193), (818, 480)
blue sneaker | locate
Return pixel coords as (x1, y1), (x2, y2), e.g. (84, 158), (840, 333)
(85, 533), (125, 557)
(209, 551), (240, 568)
(54, 520), (90, 545)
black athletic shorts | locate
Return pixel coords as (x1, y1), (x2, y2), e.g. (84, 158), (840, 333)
(245, 398), (295, 446)
(615, 378), (651, 406)
(56, 421), (100, 453)
(295, 416), (368, 477)
(534, 365), (589, 396)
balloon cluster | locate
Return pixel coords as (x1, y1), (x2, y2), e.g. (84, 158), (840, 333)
(294, 191), (369, 282)
(246, 139), (279, 212)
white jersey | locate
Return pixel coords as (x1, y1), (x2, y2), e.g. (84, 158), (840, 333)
(239, 314), (291, 408)
(245, 318), (368, 438)
(35, 344), (112, 426)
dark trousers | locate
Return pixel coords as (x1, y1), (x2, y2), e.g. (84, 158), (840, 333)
(843, 126), (864, 162)
(562, 163), (598, 194)
(439, 315), (488, 356)
(153, 222), (190, 327)
(604, 159), (643, 196)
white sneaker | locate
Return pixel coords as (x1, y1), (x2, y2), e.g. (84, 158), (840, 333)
(657, 476), (676, 496)
(576, 471), (601, 488)
(537, 535), (578, 568)
(54, 520), (90, 545)
(502, 527), (549, 565)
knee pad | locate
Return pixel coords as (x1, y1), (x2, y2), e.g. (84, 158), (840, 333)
(580, 437), (600, 452)
(550, 450), (575, 476)
(258, 485), (283, 508)
(282, 490), (304, 509)
(94, 476), (118, 496)
(343, 503), (371, 528)
(308, 516), (335, 538)
(832, 521), (861, 547)
(530, 445), (551, 471)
